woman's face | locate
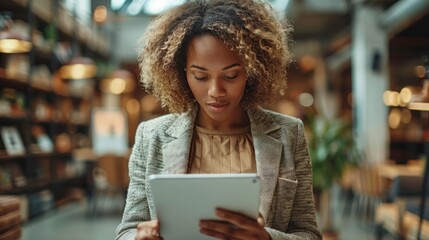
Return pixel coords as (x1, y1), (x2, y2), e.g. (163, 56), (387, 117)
(186, 34), (248, 130)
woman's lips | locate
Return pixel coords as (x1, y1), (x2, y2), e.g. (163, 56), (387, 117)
(207, 103), (229, 113)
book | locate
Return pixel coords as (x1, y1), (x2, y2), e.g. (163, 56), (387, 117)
(0, 211), (21, 233)
(0, 196), (20, 217)
(0, 226), (21, 240)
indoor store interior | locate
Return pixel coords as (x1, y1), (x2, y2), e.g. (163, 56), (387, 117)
(0, 0), (429, 239)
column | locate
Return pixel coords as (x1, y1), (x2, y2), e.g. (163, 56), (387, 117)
(352, 5), (389, 164)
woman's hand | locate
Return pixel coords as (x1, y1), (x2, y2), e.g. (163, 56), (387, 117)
(200, 209), (270, 240)
(135, 220), (162, 240)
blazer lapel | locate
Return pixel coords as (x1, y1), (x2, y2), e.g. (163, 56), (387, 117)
(247, 107), (283, 222)
(162, 109), (197, 174)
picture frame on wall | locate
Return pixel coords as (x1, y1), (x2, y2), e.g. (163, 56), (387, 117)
(1, 126), (25, 156)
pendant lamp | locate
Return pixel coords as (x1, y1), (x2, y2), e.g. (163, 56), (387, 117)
(0, 16), (32, 53)
(59, 56), (97, 80)
(100, 69), (135, 95)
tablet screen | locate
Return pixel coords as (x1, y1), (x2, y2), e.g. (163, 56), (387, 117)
(149, 173), (260, 240)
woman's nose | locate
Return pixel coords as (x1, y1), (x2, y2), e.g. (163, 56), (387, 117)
(208, 79), (226, 98)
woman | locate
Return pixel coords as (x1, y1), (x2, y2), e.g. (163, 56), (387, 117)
(116, 0), (321, 239)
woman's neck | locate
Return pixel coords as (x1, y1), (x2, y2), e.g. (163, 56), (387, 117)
(195, 107), (250, 131)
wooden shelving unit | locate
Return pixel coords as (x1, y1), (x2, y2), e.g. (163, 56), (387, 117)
(0, 0), (110, 221)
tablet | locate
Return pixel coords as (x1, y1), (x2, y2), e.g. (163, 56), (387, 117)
(148, 173), (260, 240)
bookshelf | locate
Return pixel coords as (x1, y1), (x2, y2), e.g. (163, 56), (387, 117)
(0, 0), (110, 220)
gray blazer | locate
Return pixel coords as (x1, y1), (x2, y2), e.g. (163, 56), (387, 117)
(116, 107), (322, 240)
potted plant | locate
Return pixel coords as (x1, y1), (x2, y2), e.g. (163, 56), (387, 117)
(306, 115), (360, 239)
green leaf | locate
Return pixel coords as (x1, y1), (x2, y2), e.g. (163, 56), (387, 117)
(307, 115), (361, 190)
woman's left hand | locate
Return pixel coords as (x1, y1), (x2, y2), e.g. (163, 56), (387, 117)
(199, 208), (270, 240)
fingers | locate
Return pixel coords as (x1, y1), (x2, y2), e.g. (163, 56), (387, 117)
(257, 215), (265, 226)
(137, 220), (160, 230)
(135, 220), (162, 240)
(200, 220), (258, 240)
(199, 209), (270, 240)
(135, 232), (162, 240)
(215, 209), (258, 230)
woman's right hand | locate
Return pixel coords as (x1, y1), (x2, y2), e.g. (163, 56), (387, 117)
(135, 220), (162, 240)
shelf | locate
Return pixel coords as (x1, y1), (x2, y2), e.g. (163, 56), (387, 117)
(51, 176), (85, 185)
(0, 152), (72, 161)
(0, 116), (28, 123)
(0, 175), (84, 195)
(0, 75), (29, 90)
(0, 0), (109, 57)
(0, 178), (50, 195)
(31, 84), (53, 94)
(0, 0), (107, 222)
(0, 154), (27, 161)
(32, 152), (72, 159)
(32, 119), (89, 127)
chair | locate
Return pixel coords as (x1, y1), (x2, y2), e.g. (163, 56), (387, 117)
(375, 175), (428, 239)
(350, 164), (384, 225)
(88, 154), (129, 217)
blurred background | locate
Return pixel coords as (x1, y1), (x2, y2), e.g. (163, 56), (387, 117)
(0, 0), (429, 239)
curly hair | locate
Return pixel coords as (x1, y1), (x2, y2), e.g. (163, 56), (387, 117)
(138, 0), (293, 113)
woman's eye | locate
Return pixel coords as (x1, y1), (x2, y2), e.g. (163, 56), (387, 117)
(224, 72), (239, 80)
(194, 75), (207, 81)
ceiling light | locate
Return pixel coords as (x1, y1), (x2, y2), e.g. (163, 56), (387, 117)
(59, 56), (97, 80)
(0, 22), (32, 53)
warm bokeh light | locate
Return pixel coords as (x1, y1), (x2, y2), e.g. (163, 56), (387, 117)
(401, 108), (411, 124)
(383, 91), (400, 106)
(298, 55), (317, 72)
(109, 78), (126, 94)
(415, 65), (426, 78)
(126, 98), (140, 115)
(94, 5), (108, 24)
(101, 69), (136, 94)
(298, 93), (314, 107)
(59, 57), (97, 80)
(399, 87), (412, 103)
(388, 108), (401, 129)
(0, 39), (32, 53)
(383, 91), (391, 106)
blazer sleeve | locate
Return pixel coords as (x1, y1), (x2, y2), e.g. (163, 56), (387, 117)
(266, 120), (322, 240)
(115, 122), (151, 240)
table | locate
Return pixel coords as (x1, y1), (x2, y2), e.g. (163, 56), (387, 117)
(378, 161), (423, 180)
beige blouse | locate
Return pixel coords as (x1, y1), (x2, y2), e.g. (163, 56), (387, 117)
(188, 126), (256, 174)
